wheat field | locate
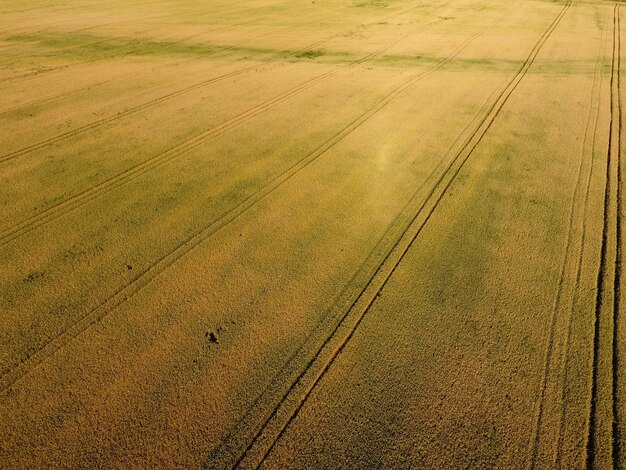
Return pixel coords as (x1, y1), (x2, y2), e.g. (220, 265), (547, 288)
(0, 0), (624, 467)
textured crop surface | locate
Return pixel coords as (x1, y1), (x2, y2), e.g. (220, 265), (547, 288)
(0, 0), (624, 468)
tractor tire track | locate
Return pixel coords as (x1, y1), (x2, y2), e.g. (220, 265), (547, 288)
(0, 21), (186, 86)
(210, 2), (571, 467)
(1, 9), (185, 55)
(0, 0), (245, 77)
(0, 0), (292, 41)
(0, 0), (311, 93)
(586, 3), (621, 469)
(0, 0), (524, 392)
(0, 21), (291, 138)
(0, 0), (433, 104)
(1, 76), (125, 117)
(0, 24), (343, 117)
(0, 0), (327, 88)
(554, 4), (610, 467)
(613, 3), (623, 466)
(0, 0), (438, 148)
(0, 16), (448, 248)
(528, 5), (609, 467)
(0, 25), (288, 117)
(207, 22), (534, 468)
(0, 16), (308, 116)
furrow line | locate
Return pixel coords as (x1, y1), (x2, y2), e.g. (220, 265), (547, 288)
(218, 2), (571, 467)
(0, 1), (439, 162)
(613, 2), (622, 466)
(0, 0), (326, 101)
(0, 0), (433, 110)
(0, 17), (444, 248)
(586, 3), (620, 469)
(0, 20), (253, 106)
(555, 4), (610, 466)
(0, 1), (514, 391)
(529, 4), (609, 467)
(206, 21), (533, 466)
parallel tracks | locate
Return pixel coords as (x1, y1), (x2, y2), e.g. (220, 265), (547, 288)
(0, 0), (278, 84)
(200, 1), (572, 467)
(0, 0), (323, 95)
(528, 4), (610, 467)
(0, 12), (448, 248)
(0, 25), (321, 158)
(0, 2), (515, 392)
(554, 4), (611, 467)
(5, 0), (610, 466)
(0, 1), (433, 125)
(587, 3), (622, 469)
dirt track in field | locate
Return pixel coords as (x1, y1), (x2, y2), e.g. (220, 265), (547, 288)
(0, 0), (624, 468)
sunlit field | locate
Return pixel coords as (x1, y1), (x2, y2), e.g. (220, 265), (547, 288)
(0, 0), (624, 467)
